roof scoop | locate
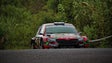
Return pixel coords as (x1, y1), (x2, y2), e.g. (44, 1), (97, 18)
(54, 22), (65, 25)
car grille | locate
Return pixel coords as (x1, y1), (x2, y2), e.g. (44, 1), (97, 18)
(56, 39), (78, 46)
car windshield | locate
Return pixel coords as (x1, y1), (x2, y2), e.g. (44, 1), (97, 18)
(46, 25), (77, 34)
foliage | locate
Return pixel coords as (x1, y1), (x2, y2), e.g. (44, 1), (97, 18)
(0, 0), (112, 49)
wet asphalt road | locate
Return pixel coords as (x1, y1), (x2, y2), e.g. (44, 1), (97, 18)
(0, 48), (112, 63)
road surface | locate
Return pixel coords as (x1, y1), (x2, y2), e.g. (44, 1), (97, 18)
(0, 48), (112, 63)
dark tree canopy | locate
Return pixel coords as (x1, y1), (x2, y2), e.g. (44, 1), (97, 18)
(0, 0), (112, 49)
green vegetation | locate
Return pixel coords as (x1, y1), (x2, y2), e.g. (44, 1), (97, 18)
(0, 0), (112, 49)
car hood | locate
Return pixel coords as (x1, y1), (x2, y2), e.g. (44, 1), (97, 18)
(48, 33), (81, 39)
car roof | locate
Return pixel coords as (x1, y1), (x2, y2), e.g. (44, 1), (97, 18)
(43, 22), (73, 26)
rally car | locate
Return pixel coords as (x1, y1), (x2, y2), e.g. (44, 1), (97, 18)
(31, 22), (89, 49)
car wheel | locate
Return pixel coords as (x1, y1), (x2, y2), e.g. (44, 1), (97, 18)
(31, 40), (39, 49)
(31, 43), (38, 49)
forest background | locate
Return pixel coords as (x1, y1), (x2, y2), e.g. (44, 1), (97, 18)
(0, 0), (112, 49)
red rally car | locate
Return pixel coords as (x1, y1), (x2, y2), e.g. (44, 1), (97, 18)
(31, 22), (89, 49)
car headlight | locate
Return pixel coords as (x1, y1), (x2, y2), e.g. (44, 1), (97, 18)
(78, 38), (83, 41)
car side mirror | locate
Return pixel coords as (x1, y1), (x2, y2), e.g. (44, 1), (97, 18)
(78, 32), (82, 35)
(39, 33), (44, 35)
